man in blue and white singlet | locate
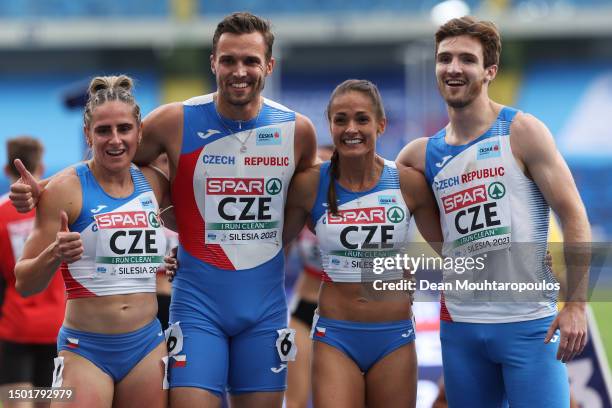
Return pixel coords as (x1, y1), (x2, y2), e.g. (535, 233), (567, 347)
(127, 13), (317, 408)
(397, 16), (591, 408)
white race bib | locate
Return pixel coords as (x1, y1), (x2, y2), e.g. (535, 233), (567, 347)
(204, 177), (283, 245)
(93, 210), (165, 279)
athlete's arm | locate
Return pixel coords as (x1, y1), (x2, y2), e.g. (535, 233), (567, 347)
(395, 137), (428, 174)
(141, 165), (176, 231)
(293, 113), (318, 173)
(398, 165), (443, 254)
(136, 102), (183, 179)
(511, 113), (591, 362)
(14, 170), (83, 297)
(283, 166), (319, 246)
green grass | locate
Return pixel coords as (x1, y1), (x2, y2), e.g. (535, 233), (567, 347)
(592, 302), (612, 367)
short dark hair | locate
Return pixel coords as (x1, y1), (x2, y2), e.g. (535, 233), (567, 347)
(212, 12), (274, 61)
(6, 136), (43, 178)
(435, 16), (501, 68)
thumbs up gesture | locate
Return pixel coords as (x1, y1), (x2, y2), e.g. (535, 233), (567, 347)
(54, 211), (83, 264)
(9, 159), (43, 213)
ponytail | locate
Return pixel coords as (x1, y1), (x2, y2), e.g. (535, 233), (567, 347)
(326, 149), (340, 215)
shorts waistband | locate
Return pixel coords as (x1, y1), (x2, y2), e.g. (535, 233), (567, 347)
(314, 312), (414, 331)
(59, 318), (161, 345)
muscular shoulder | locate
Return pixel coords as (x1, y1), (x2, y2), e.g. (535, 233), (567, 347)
(295, 112), (315, 131)
(143, 102), (183, 137)
(144, 102), (183, 125)
(396, 137), (428, 173)
(45, 166), (80, 193)
(294, 112), (318, 172)
(40, 167), (82, 222)
(510, 112), (556, 163)
(137, 102), (183, 167)
(511, 112), (550, 139)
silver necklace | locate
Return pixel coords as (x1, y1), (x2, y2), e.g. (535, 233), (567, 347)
(214, 102), (263, 153)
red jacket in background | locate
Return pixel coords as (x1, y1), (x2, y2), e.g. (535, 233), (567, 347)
(0, 194), (65, 344)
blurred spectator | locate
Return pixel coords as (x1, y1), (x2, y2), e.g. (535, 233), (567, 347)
(0, 136), (65, 408)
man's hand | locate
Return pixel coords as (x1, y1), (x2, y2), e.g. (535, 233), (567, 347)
(9, 158), (42, 213)
(544, 303), (587, 362)
(163, 246), (178, 282)
(54, 211), (83, 264)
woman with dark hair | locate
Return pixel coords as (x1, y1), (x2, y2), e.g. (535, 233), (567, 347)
(284, 79), (442, 407)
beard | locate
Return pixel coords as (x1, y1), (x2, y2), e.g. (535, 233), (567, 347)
(218, 75), (266, 107)
(438, 77), (484, 109)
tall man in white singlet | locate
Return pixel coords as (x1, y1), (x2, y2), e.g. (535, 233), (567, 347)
(396, 16), (590, 408)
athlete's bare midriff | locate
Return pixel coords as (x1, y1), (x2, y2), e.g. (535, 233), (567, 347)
(318, 281), (412, 322)
(63, 292), (158, 334)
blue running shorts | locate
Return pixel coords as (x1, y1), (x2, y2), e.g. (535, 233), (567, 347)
(441, 314), (569, 408)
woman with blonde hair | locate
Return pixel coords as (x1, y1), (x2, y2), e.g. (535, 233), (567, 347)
(15, 75), (171, 407)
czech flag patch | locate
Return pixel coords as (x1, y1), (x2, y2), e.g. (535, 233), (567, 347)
(172, 355), (187, 368)
(66, 337), (79, 349)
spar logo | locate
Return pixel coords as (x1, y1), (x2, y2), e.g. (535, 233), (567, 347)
(256, 127), (282, 146)
(441, 185), (487, 214)
(95, 211), (148, 229)
(148, 212), (161, 228)
(327, 207), (385, 224)
(266, 178), (282, 195)
(206, 178), (264, 195)
(488, 182), (506, 199)
(477, 140), (501, 160)
(387, 206), (405, 223)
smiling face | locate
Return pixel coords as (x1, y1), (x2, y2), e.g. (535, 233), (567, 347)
(435, 35), (497, 109)
(85, 100), (141, 173)
(328, 91), (386, 159)
(211, 31), (274, 108)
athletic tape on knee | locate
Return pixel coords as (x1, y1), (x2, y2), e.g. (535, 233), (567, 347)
(52, 356), (64, 388)
(161, 356), (169, 389)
